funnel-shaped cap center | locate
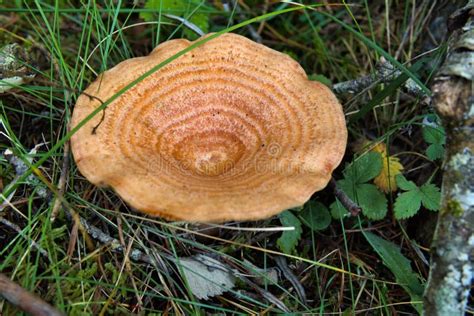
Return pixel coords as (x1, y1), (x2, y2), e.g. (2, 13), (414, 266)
(172, 132), (244, 176)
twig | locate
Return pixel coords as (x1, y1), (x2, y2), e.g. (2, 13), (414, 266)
(329, 178), (362, 217)
(0, 217), (49, 258)
(50, 140), (70, 222)
(333, 72), (378, 95)
(0, 273), (64, 316)
(3, 148), (48, 199)
(274, 255), (307, 305)
(74, 213), (155, 264)
(202, 223), (294, 232)
(332, 57), (426, 98)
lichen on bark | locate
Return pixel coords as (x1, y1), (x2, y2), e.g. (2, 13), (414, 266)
(423, 1), (474, 315)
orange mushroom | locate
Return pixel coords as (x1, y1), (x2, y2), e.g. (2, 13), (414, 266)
(71, 33), (347, 222)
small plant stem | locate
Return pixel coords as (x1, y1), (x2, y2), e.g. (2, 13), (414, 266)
(329, 178), (362, 217)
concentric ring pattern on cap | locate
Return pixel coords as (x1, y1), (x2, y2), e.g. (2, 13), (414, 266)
(71, 33), (347, 222)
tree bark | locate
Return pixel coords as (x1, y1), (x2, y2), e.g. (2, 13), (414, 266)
(423, 1), (474, 315)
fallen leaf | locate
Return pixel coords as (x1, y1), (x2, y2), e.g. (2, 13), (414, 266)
(177, 255), (235, 300)
(372, 143), (404, 192)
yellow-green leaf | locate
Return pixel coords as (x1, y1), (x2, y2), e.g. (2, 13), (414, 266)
(371, 143), (404, 192)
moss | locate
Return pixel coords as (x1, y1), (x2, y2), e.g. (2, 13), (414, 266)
(446, 199), (464, 217)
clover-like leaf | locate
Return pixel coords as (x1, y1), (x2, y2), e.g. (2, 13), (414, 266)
(330, 200), (349, 219)
(423, 125), (445, 145)
(300, 200), (331, 231)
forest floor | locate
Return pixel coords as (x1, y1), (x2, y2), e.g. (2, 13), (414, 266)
(0, 1), (471, 315)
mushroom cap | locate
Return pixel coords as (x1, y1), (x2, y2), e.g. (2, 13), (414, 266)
(71, 33), (347, 222)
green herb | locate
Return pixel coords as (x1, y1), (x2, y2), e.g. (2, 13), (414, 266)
(394, 174), (441, 219)
(277, 210), (302, 254)
(330, 152), (388, 220)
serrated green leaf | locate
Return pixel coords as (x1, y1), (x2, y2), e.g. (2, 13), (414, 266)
(396, 174), (417, 191)
(395, 175), (440, 217)
(332, 154), (386, 221)
(426, 143), (444, 161)
(420, 184), (441, 211)
(344, 152), (382, 184)
(364, 232), (424, 314)
(330, 200), (349, 219)
(333, 180), (387, 220)
(423, 124), (445, 161)
(422, 125), (445, 145)
(300, 201), (331, 231)
(394, 190), (422, 219)
(141, 0), (209, 39)
(357, 183), (388, 220)
(277, 211), (302, 254)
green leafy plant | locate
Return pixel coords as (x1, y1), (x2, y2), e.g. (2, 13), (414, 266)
(141, 0), (210, 39)
(422, 114), (445, 161)
(330, 152), (388, 220)
(277, 210), (302, 254)
(277, 201), (332, 254)
(0, 1), (447, 313)
(394, 174), (441, 219)
(299, 200), (331, 231)
(364, 232), (424, 314)
(58, 262), (98, 305)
